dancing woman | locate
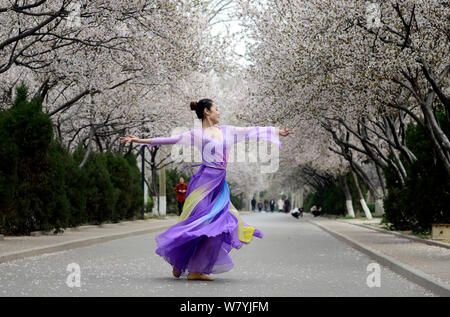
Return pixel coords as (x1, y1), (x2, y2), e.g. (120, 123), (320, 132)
(120, 99), (292, 281)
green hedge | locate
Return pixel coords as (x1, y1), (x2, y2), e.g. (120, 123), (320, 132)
(303, 182), (346, 216)
(0, 84), (143, 235)
(230, 192), (242, 210)
(383, 114), (450, 233)
(303, 172), (367, 216)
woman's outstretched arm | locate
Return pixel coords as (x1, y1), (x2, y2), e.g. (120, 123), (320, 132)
(120, 130), (195, 147)
(225, 125), (292, 149)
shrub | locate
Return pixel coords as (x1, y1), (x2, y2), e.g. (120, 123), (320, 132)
(230, 192), (242, 210)
(83, 151), (117, 224)
(105, 151), (142, 221)
(0, 83), (203, 234)
(383, 116), (450, 232)
(367, 203), (375, 215)
(66, 143), (89, 226)
(0, 84), (69, 234)
(303, 182), (346, 216)
(145, 196), (154, 214)
(302, 171), (369, 217)
(123, 153), (144, 219)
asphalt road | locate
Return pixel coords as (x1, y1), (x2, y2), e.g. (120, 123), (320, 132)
(0, 213), (435, 296)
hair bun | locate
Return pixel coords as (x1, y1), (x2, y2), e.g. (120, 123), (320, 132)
(190, 101), (197, 111)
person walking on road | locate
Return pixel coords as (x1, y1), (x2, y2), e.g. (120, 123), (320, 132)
(174, 177), (188, 216)
(277, 198), (284, 212)
(257, 201), (263, 212)
(269, 199), (275, 213)
(284, 197), (291, 214)
(121, 99), (292, 281)
(251, 198), (256, 212)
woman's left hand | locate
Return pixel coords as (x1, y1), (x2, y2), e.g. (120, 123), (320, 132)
(278, 127), (293, 137)
(120, 135), (139, 144)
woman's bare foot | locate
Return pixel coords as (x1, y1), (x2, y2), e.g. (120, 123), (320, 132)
(172, 268), (180, 278)
(187, 272), (214, 281)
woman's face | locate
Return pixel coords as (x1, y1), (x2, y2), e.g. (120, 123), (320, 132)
(205, 103), (220, 124)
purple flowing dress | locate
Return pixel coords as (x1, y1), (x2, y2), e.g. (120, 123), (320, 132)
(139, 125), (281, 277)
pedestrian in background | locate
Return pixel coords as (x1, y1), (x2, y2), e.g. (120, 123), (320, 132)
(269, 199), (275, 213)
(284, 197), (291, 214)
(251, 198), (256, 212)
(257, 201), (263, 212)
(263, 199), (269, 212)
(277, 198), (284, 212)
(174, 177), (188, 216)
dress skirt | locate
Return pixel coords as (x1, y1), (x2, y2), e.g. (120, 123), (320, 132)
(155, 165), (263, 277)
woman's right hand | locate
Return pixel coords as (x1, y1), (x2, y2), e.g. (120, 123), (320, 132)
(120, 135), (140, 144)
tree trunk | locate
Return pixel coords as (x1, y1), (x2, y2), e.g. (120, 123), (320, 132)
(78, 124), (95, 169)
(375, 198), (385, 216)
(351, 169), (372, 219)
(159, 165), (166, 216)
(375, 164), (387, 197)
(352, 160), (383, 203)
(339, 175), (355, 218)
(422, 101), (450, 176)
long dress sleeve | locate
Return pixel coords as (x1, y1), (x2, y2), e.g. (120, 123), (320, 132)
(226, 125), (282, 149)
(139, 129), (195, 148)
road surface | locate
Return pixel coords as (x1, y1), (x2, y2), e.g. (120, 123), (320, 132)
(0, 213), (435, 296)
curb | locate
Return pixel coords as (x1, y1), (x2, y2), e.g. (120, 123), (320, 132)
(30, 225), (117, 236)
(308, 219), (450, 297)
(0, 222), (176, 264)
(28, 217), (178, 235)
(0, 213), (242, 263)
(66, 225), (100, 232)
(341, 221), (450, 250)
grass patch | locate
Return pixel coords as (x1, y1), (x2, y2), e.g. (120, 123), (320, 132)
(320, 214), (340, 219)
(366, 223), (433, 240)
(143, 213), (168, 220)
